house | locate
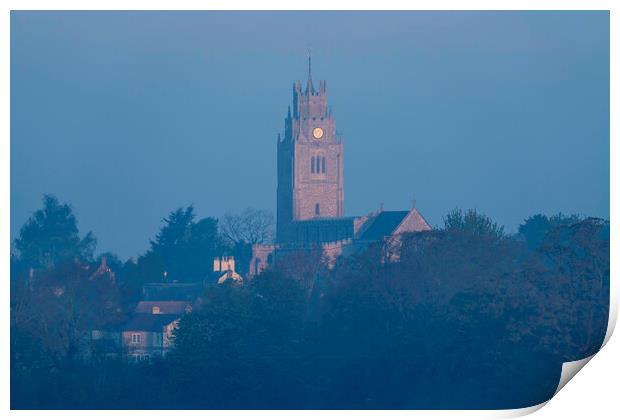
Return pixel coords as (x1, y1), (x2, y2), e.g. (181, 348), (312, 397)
(120, 313), (180, 362)
(207, 256), (243, 285)
(90, 256), (244, 362)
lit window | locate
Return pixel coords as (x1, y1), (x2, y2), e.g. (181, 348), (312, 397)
(152, 306), (160, 314)
(131, 333), (141, 344)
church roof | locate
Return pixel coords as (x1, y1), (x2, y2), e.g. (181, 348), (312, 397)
(395, 207), (432, 233)
(293, 216), (357, 224)
(358, 211), (410, 241)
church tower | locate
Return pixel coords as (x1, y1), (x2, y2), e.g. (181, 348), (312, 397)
(276, 56), (344, 242)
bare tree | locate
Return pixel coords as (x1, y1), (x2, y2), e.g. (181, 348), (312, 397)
(220, 208), (274, 246)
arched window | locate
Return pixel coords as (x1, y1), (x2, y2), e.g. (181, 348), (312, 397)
(311, 157), (315, 173)
(315, 203), (320, 216)
(322, 157), (326, 174)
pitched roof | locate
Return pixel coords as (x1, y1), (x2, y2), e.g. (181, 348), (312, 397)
(134, 301), (191, 315)
(121, 313), (180, 332)
(142, 282), (204, 301)
(358, 211), (410, 241)
(393, 208), (432, 234)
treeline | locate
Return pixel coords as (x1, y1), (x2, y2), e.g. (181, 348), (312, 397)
(10, 197), (610, 409)
(11, 195), (273, 309)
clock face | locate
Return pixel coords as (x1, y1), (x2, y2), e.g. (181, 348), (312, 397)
(312, 127), (324, 139)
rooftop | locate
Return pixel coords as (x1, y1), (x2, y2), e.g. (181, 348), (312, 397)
(142, 282), (204, 301)
(358, 211), (410, 241)
(121, 313), (180, 332)
(135, 300), (191, 315)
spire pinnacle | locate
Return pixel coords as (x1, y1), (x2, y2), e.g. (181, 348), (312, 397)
(307, 47), (312, 81)
(306, 48), (314, 93)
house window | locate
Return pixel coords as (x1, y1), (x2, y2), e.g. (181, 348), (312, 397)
(131, 333), (141, 344)
(152, 306), (160, 314)
(315, 203), (320, 216)
(322, 157), (326, 174)
(311, 157), (315, 173)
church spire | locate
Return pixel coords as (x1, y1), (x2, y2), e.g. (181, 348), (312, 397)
(306, 48), (314, 94)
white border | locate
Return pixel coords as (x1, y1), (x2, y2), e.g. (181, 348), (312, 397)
(2, 1), (616, 419)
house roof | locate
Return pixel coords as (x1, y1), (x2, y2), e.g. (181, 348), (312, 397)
(121, 313), (180, 332)
(142, 282), (204, 301)
(358, 211), (410, 241)
(134, 300), (191, 315)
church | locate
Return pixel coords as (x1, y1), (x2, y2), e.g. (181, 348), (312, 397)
(249, 58), (431, 277)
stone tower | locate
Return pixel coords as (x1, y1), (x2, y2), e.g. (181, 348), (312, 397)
(276, 56), (344, 242)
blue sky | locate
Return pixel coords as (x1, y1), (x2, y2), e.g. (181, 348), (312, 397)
(11, 11), (610, 258)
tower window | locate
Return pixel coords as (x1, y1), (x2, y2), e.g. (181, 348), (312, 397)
(315, 203), (320, 216)
(311, 157), (315, 173)
(322, 157), (326, 174)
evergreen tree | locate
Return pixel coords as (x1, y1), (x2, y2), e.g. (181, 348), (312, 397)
(14, 194), (96, 268)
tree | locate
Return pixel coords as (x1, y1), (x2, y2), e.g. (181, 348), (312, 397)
(220, 208), (274, 276)
(139, 206), (221, 282)
(518, 213), (582, 250)
(14, 194), (96, 268)
(183, 217), (220, 279)
(11, 260), (122, 362)
(169, 272), (308, 408)
(220, 208), (274, 246)
(150, 206), (196, 256)
(535, 217), (610, 360)
(443, 208), (504, 238)
(272, 246), (326, 290)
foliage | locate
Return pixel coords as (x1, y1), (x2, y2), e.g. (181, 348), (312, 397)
(518, 213), (582, 249)
(10, 204), (610, 409)
(443, 208), (505, 238)
(11, 260), (123, 362)
(137, 206), (222, 283)
(14, 194), (96, 268)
